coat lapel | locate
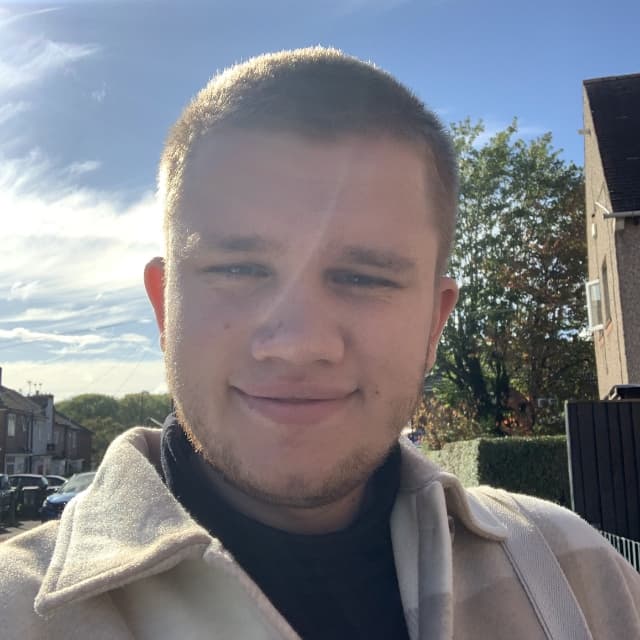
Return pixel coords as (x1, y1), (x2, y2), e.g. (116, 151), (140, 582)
(392, 440), (507, 640)
(35, 428), (213, 615)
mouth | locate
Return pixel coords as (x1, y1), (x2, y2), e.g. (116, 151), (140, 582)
(231, 387), (356, 425)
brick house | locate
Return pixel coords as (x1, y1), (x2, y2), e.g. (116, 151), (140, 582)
(583, 72), (640, 398)
(51, 411), (93, 475)
(0, 369), (51, 474)
(0, 368), (93, 475)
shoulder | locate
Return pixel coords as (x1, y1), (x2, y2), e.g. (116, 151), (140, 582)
(481, 489), (637, 575)
(0, 521), (59, 585)
(498, 492), (640, 635)
(471, 487), (617, 553)
(510, 493), (630, 565)
(0, 522), (59, 635)
(509, 493), (607, 544)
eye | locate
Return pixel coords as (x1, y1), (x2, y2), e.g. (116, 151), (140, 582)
(329, 270), (400, 289)
(202, 263), (270, 278)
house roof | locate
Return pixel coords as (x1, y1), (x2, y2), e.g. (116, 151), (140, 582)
(30, 394), (54, 409)
(54, 410), (93, 434)
(0, 386), (44, 415)
(584, 73), (640, 214)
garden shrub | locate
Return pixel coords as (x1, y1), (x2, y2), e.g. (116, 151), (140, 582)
(423, 435), (570, 506)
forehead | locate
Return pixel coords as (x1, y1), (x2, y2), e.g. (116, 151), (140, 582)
(172, 130), (439, 258)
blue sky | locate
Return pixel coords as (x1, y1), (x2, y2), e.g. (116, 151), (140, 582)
(1, 0), (639, 399)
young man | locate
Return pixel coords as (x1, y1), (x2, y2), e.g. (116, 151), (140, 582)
(1, 48), (639, 639)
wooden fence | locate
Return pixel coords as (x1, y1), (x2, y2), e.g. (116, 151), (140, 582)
(565, 400), (640, 541)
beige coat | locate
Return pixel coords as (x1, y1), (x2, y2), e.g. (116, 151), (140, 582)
(0, 427), (638, 639)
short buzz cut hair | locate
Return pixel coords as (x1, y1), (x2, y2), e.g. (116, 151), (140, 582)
(159, 46), (458, 273)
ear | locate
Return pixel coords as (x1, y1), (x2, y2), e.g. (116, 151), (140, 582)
(144, 257), (166, 351)
(425, 276), (458, 372)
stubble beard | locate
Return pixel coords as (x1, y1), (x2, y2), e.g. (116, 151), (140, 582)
(178, 397), (420, 510)
(168, 375), (424, 511)
(164, 319), (429, 510)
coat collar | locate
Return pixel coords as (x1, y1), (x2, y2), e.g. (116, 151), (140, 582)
(35, 427), (505, 614)
(35, 427), (213, 615)
(397, 437), (507, 541)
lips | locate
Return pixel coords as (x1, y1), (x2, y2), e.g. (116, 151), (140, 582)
(231, 385), (356, 425)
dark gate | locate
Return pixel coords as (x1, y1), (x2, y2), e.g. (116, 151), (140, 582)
(565, 400), (640, 541)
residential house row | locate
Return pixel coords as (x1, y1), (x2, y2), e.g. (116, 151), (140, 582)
(583, 72), (640, 398)
(0, 368), (92, 476)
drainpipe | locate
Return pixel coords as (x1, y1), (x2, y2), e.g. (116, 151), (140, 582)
(27, 412), (34, 473)
(62, 425), (66, 475)
(0, 409), (6, 473)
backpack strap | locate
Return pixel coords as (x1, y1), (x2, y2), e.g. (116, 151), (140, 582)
(471, 487), (593, 640)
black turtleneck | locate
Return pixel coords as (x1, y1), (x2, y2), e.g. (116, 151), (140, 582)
(161, 416), (410, 640)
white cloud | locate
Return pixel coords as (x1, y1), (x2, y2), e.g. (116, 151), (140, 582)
(67, 160), (101, 176)
(0, 6), (98, 101)
(0, 150), (162, 306)
(91, 82), (107, 103)
(1, 358), (167, 400)
(0, 4), (163, 401)
(0, 101), (31, 126)
(0, 37), (99, 91)
(0, 157), (161, 342)
(7, 281), (39, 301)
(51, 343), (126, 357)
(0, 327), (149, 348)
(0, 307), (82, 323)
(0, 327), (105, 347)
(119, 333), (150, 344)
(0, 7), (61, 30)
(0, 303), (153, 337)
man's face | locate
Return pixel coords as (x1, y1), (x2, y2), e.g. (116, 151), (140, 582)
(147, 130), (457, 509)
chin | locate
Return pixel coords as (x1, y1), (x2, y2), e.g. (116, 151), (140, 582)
(221, 438), (391, 507)
(227, 468), (367, 510)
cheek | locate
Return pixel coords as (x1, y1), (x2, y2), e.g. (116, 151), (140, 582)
(177, 305), (261, 388)
(167, 284), (234, 352)
(357, 307), (432, 384)
(181, 306), (236, 348)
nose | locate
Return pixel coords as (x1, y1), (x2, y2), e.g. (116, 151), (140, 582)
(250, 281), (345, 366)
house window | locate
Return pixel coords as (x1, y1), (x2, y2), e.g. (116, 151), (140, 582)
(586, 280), (604, 331)
(601, 261), (612, 325)
(7, 414), (15, 437)
(54, 430), (60, 445)
(5, 455), (15, 474)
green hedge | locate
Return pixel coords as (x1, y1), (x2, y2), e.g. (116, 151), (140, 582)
(422, 436), (570, 506)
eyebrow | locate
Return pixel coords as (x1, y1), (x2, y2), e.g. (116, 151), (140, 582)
(183, 234), (416, 273)
(338, 245), (416, 273)
(187, 233), (283, 253)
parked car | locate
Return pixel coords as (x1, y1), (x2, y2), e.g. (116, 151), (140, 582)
(9, 474), (50, 519)
(0, 474), (17, 526)
(41, 472), (96, 522)
(45, 475), (67, 488)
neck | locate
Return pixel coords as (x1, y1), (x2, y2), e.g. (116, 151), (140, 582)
(194, 456), (370, 535)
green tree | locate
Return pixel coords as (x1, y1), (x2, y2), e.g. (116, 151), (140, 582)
(117, 392), (172, 427)
(58, 392), (173, 465)
(82, 416), (127, 466)
(57, 393), (121, 423)
(434, 120), (596, 436)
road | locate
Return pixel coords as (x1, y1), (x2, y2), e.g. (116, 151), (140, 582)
(0, 519), (43, 543)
